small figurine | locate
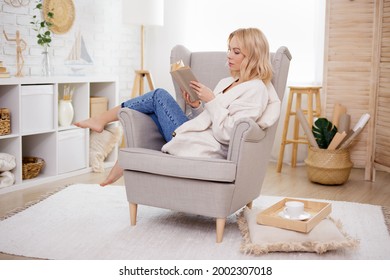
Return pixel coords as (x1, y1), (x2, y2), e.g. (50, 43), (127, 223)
(3, 30), (27, 77)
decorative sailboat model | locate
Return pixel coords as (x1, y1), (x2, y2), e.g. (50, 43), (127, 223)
(65, 31), (93, 75)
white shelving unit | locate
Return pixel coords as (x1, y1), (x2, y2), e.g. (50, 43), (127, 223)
(0, 76), (118, 194)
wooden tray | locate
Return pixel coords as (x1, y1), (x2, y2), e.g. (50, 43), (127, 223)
(256, 198), (332, 233)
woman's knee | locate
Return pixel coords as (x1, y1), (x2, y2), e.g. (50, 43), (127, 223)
(153, 88), (176, 103)
(153, 88), (171, 97)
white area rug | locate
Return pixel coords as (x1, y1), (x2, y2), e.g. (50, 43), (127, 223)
(0, 184), (389, 260)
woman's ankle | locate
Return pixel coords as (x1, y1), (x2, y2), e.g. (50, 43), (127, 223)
(100, 162), (123, 187)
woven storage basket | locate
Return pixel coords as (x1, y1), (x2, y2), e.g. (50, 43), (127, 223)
(304, 147), (353, 185)
(22, 157), (45, 180)
(0, 108), (11, 136)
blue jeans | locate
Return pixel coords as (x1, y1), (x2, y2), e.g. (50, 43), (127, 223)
(121, 88), (189, 142)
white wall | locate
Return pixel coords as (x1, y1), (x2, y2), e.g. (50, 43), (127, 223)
(147, 0), (326, 93)
(0, 0), (139, 102)
(1, 0), (326, 164)
(146, 0), (326, 163)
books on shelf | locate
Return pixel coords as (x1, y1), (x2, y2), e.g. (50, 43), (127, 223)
(0, 72), (10, 78)
(0, 62), (10, 78)
(0, 72), (11, 78)
(170, 60), (199, 102)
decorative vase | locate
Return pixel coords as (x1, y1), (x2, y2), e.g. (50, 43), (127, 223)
(58, 99), (74, 127)
(42, 46), (52, 76)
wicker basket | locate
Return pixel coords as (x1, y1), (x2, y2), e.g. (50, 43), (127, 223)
(0, 108), (11, 136)
(22, 157), (45, 180)
(304, 147), (353, 185)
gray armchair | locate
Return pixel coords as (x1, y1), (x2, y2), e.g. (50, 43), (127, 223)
(118, 45), (291, 243)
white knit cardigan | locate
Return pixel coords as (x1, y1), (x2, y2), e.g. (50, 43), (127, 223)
(161, 77), (280, 159)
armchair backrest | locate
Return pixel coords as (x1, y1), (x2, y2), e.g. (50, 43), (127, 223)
(170, 45), (229, 113)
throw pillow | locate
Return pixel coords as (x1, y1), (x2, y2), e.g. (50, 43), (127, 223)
(89, 126), (122, 172)
(237, 206), (359, 254)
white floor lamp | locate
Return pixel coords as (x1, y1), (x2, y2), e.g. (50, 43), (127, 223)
(122, 0), (164, 98)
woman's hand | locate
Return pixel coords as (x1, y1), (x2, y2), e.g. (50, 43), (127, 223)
(181, 89), (201, 108)
(190, 81), (215, 103)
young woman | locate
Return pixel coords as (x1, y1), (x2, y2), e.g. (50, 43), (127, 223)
(75, 27), (280, 186)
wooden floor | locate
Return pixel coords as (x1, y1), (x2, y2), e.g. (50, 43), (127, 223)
(0, 162), (389, 259)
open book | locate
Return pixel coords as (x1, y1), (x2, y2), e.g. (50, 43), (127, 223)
(170, 60), (199, 102)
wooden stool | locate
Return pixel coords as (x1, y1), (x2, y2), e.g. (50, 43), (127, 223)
(131, 70), (155, 98)
(276, 86), (322, 172)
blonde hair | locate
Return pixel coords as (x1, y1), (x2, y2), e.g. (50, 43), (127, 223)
(228, 28), (273, 84)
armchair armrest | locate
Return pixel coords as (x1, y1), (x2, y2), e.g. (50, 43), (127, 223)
(227, 118), (266, 163)
(118, 108), (165, 150)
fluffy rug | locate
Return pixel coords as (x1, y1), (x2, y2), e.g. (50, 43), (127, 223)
(0, 184), (389, 260)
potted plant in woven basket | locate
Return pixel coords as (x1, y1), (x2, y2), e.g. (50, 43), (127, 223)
(304, 118), (353, 185)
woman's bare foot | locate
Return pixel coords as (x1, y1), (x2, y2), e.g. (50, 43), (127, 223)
(74, 117), (105, 133)
(74, 105), (121, 133)
(100, 161), (124, 187)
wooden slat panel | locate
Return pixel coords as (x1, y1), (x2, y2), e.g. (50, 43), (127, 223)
(324, 0), (375, 168)
(375, 0), (390, 168)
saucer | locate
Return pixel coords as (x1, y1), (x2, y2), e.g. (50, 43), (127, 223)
(278, 211), (311, 221)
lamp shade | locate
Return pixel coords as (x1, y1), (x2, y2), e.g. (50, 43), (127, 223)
(122, 0), (164, 26)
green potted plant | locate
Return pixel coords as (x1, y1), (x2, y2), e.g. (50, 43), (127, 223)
(30, 0), (54, 76)
(312, 118), (338, 149)
(304, 118), (353, 185)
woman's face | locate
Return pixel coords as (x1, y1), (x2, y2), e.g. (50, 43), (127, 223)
(227, 36), (245, 72)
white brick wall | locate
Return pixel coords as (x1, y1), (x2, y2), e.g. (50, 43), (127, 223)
(0, 0), (139, 102)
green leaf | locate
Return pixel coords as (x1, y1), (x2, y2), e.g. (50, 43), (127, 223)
(312, 118), (338, 149)
(31, 0), (54, 47)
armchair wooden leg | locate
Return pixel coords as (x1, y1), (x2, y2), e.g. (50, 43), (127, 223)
(216, 218), (226, 243)
(129, 203), (137, 226)
(246, 201), (253, 209)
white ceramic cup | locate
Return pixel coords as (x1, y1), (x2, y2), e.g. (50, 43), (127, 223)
(284, 201), (304, 219)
